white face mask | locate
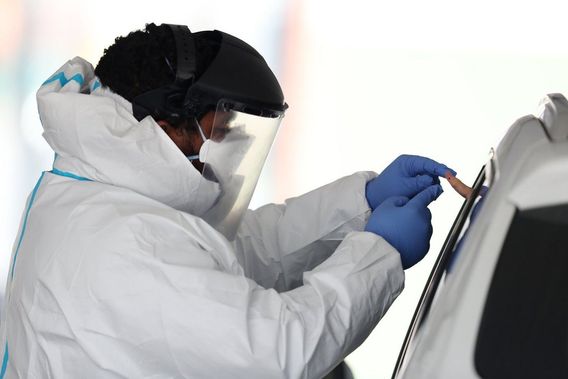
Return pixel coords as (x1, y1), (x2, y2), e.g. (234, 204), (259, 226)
(187, 108), (281, 240)
(186, 120), (253, 217)
(183, 120), (220, 216)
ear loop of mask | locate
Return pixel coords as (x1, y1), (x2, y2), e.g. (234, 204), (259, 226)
(186, 117), (208, 161)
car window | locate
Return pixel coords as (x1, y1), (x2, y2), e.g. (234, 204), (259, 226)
(392, 165), (489, 378)
(475, 203), (568, 379)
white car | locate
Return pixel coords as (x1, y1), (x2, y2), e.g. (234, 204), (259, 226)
(392, 93), (568, 378)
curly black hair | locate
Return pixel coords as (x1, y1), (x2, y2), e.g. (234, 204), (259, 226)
(95, 23), (220, 124)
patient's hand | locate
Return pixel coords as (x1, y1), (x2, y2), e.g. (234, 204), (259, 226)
(445, 172), (473, 199)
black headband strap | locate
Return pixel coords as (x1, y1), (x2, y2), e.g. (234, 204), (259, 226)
(168, 24), (196, 83)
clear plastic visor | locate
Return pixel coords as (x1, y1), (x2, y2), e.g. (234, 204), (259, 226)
(194, 102), (282, 240)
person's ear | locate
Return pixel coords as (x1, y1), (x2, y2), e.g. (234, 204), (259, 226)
(157, 120), (185, 137)
(156, 120), (195, 155)
(157, 120), (172, 133)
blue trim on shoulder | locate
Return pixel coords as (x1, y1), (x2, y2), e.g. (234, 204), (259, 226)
(91, 80), (101, 92)
(10, 172), (45, 279)
(0, 343), (8, 379)
(50, 168), (92, 182)
(42, 72), (84, 87)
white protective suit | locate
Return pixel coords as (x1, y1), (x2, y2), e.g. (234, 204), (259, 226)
(0, 57), (404, 379)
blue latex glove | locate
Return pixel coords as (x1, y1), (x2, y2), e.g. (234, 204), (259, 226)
(365, 184), (443, 269)
(366, 155), (456, 210)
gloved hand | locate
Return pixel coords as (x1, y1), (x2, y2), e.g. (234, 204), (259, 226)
(366, 154), (456, 210)
(365, 184), (443, 269)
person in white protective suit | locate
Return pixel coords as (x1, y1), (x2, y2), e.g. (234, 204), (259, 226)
(0, 23), (456, 378)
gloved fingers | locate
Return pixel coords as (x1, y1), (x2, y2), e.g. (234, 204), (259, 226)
(408, 184), (443, 208)
(404, 155), (457, 178)
(383, 196), (409, 208)
(405, 175), (436, 194)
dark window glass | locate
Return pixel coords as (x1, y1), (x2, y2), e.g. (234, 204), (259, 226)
(475, 204), (568, 379)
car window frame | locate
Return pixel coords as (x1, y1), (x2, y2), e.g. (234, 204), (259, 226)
(392, 166), (487, 378)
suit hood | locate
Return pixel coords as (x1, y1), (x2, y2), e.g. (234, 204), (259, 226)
(37, 57), (203, 213)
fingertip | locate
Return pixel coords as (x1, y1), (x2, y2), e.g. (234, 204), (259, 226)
(409, 184), (442, 207)
(439, 165), (457, 178)
(430, 184), (444, 197)
(435, 184), (444, 198)
(432, 165), (445, 177)
(426, 183), (444, 201)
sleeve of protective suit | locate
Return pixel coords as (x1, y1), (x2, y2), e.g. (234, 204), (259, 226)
(128, 231), (403, 379)
(233, 171), (377, 291)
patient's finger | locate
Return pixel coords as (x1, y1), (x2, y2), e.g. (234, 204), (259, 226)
(445, 172), (473, 199)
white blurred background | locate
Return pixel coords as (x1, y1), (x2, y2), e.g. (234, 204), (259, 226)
(2, 0), (568, 377)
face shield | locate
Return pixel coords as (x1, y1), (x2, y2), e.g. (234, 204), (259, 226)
(131, 26), (288, 239)
(193, 101), (282, 240)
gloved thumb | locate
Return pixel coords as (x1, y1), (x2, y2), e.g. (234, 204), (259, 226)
(408, 184), (443, 208)
(382, 196), (409, 208)
(404, 174), (436, 194)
